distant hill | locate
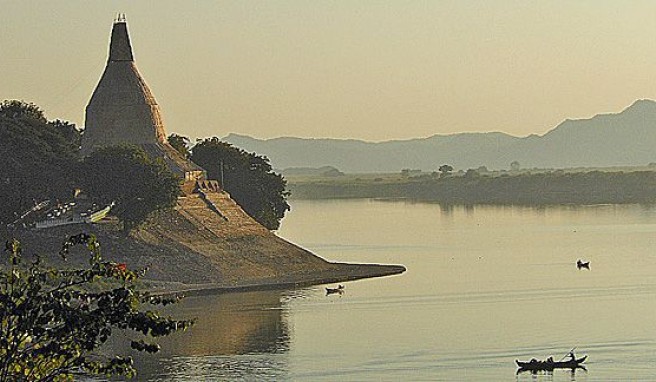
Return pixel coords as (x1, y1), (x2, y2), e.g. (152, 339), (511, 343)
(223, 100), (656, 172)
(281, 166), (345, 177)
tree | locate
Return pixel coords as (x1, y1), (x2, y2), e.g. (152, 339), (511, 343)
(0, 101), (80, 226)
(167, 133), (190, 158)
(190, 138), (290, 230)
(464, 168), (480, 179)
(0, 100), (47, 123)
(438, 164), (454, 178)
(78, 145), (180, 233)
(0, 234), (192, 381)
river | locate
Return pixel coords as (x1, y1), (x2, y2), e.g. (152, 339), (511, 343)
(124, 199), (656, 381)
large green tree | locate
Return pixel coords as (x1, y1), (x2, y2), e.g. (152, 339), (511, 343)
(190, 138), (290, 230)
(0, 234), (192, 381)
(0, 100), (80, 227)
(78, 145), (180, 233)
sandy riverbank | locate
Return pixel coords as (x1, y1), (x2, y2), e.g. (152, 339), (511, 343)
(4, 195), (406, 293)
(147, 262), (406, 296)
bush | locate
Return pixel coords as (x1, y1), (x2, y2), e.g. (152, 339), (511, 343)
(0, 234), (193, 380)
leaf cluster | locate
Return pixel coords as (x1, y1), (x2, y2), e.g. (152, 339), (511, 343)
(0, 234), (193, 381)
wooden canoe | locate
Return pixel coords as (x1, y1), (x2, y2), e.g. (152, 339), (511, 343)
(516, 355), (587, 371)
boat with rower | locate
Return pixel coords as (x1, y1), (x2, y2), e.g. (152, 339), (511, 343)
(516, 350), (587, 372)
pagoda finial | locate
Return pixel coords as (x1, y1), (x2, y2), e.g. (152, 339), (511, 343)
(114, 13), (127, 23)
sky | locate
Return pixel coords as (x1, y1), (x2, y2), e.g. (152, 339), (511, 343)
(2, 1), (656, 141)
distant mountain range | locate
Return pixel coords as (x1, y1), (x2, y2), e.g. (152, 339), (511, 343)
(223, 100), (656, 172)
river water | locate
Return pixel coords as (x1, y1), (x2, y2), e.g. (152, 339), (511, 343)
(125, 199), (656, 381)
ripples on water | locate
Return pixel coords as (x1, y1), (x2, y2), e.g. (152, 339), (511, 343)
(148, 355), (289, 381)
(95, 201), (656, 381)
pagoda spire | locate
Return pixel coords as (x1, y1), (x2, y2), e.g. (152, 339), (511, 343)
(108, 16), (133, 62)
(83, 18), (206, 182)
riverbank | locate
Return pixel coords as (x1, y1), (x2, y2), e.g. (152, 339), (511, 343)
(288, 169), (656, 205)
(147, 262), (406, 296)
(4, 193), (406, 293)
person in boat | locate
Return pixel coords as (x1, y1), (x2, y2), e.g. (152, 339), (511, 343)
(568, 350), (576, 361)
(546, 356), (554, 363)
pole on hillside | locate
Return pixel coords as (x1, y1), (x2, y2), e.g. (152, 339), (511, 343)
(220, 160), (225, 189)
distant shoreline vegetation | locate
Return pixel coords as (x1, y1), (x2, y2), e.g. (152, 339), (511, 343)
(287, 169), (656, 205)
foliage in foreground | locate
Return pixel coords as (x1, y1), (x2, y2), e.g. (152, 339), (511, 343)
(188, 137), (291, 230)
(78, 145), (181, 233)
(0, 234), (193, 381)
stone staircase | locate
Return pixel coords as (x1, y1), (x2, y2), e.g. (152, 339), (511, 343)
(176, 191), (268, 237)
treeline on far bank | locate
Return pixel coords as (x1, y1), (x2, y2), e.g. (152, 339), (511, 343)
(288, 170), (656, 205)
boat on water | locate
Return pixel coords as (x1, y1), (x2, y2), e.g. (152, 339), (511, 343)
(326, 285), (345, 295)
(516, 355), (587, 371)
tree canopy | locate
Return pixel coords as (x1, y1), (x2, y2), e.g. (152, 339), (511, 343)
(0, 100), (47, 123)
(0, 234), (192, 380)
(78, 145), (181, 233)
(438, 164), (454, 178)
(0, 100), (81, 226)
(189, 138), (290, 230)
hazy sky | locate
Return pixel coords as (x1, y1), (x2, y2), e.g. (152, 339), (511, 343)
(2, 1), (656, 141)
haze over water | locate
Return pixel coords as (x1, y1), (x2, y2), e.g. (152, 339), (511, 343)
(120, 199), (656, 381)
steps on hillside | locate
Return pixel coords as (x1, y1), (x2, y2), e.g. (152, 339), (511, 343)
(176, 192), (267, 237)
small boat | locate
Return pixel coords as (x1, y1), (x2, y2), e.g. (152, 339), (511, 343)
(516, 355), (587, 371)
(326, 285), (345, 295)
(577, 259), (590, 270)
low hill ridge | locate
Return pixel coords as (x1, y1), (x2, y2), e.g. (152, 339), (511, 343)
(223, 100), (656, 172)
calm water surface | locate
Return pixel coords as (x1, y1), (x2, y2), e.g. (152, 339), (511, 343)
(126, 200), (656, 381)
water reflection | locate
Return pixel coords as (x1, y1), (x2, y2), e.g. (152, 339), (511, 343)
(128, 290), (292, 381)
(515, 367), (585, 382)
(516, 366), (586, 376)
(437, 203), (451, 214)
